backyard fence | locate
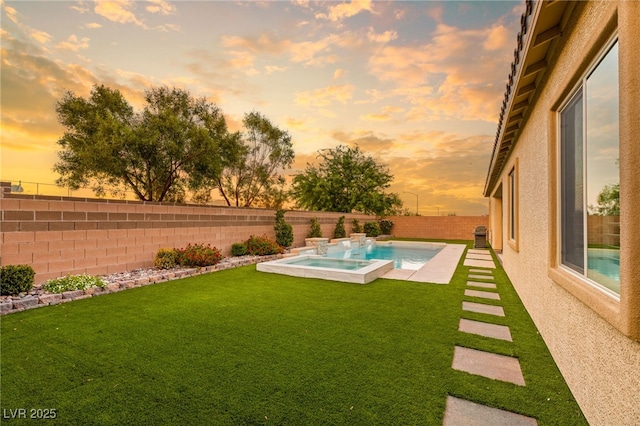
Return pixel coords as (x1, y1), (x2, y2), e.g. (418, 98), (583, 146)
(0, 182), (487, 284)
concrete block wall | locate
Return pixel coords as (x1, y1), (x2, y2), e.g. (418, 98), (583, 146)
(0, 186), (371, 284)
(1, 183), (486, 284)
(388, 215), (488, 241)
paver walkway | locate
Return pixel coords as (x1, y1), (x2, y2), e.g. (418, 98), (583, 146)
(443, 248), (539, 425)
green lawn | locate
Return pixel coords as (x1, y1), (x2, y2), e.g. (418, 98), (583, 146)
(1, 243), (586, 425)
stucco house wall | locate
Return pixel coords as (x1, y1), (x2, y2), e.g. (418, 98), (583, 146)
(486, 1), (639, 425)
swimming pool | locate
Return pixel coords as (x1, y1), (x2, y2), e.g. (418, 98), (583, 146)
(256, 240), (457, 284)
(326, 242), (443, 270)
(587, 249), (620, 294)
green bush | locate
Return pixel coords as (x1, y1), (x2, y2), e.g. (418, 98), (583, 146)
(0, 264), (35, 296)
(43, 274), (107, 294)
(333, 216), (346, 239)
(175, 243), (223, 267)
(246, 235), (284, 256)
(351, 218), (362, 233)
(231, 243), (248, 256)
(274, 210), (294, 248)
(379, 219), (394, 235)
(307, 217), (322, 238)
(154, 248), (177, 269)
(364, 222), (380, 237)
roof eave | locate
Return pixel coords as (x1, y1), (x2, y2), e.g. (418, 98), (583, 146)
(483, 0), (575, 197)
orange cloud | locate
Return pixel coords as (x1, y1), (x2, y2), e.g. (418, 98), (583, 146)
(360, 106), (403, 122)
(29, 29), (52, 45)
(367, 21), (514, 123)
(331, 130), (395, 155)
(265, 65), (287, 74)
(295, 85), (355, 108)
(315, 0), (375, 22)
(483, 24), (511, 51)
(367, 28), (398, 43)
(55, 35), (90, 52)
(385, 133), (493, 215)
(94, 1), (143, 26)
(146, 0), (176, 15)
(1, 2), (18, 24)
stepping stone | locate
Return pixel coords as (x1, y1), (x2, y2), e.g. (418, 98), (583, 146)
(465, 289), (500, 300)
(459, 318), (512, 341)
(469, 269), (493, 274)
(466, 254), (493, 261)
(443, 396), (538, 425)
(452, 346), (526, 386)
(463, 259), (496, 269)
(462, 301), (505, 317)
(467, 281), (497, 289)
(468, 249), (490, 255)
(468, 274), (494, 280)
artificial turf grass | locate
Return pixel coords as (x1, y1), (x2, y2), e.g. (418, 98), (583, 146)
(0, 245), (586, 425)
(2, 266), (457, 425)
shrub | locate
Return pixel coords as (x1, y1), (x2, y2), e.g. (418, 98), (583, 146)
(175, 243), (223, 267)
(274, 210), (294, 248)
(364, 222), (380, 237)
(231, 242), (248, 256)
(379, 219), (394, 235)
(351, 218), (362, 233)
(0, 264), (35, 296)
(333, 216), (346, 239)
(43, 274), (106, 294)
(245, 235), (284, 256)
(307, 217), (322, 238)
(154, 248), (177, 269)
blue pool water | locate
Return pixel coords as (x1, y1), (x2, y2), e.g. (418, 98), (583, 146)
(588, 250), (620, 282)
(326, 244), (442, 270)
(286, 257), (370, 270)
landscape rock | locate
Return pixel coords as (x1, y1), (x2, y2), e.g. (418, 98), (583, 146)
(0, 299), (13, 314)
(39, 294), (63, 305)
(63, 290), (85, 300)
(12, 296), (39, 310)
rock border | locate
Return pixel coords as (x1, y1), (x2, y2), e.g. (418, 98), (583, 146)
(0, 254), (283, 315)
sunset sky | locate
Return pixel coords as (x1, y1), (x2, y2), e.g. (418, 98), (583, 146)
(1, 0), (523, 215)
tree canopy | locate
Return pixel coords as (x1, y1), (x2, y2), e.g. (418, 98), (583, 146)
(217, 111), (294, 208)
(54, 85), (232, 202)
(590, 183), (620, 216)
(290, 145), (402, 215)
(54, 85), (293, 206)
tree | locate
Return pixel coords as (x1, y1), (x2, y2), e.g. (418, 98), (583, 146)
(307, 217), (322, 238)
(591, 183), (620, 216)
(290, 145), (402, 215)
(333, 216), (346, 239)
(54, 85), (232, 202)
(274, 210), (294, 248)
(217, 111), (294, 207)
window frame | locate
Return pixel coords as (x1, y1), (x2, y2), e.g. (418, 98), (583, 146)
(556, 35), (620, 301)
(507, 158), (519, 251)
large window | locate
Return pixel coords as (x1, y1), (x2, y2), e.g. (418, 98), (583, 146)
(559, 39), (620, 296)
